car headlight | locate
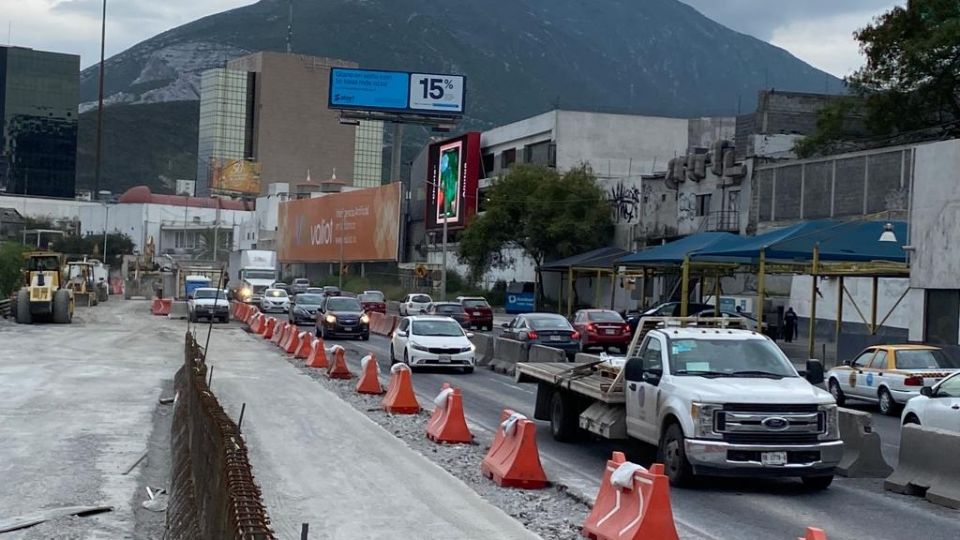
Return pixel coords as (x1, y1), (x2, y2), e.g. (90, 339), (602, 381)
(411, 342), (431, 352)
(325, 314), (336, 324)
(460, 345), (474, 353)
(819, 404), (839, 440)
(360, 314), (370, 324)
(690, 402), (724, 439)
(241, 287), (252, 298)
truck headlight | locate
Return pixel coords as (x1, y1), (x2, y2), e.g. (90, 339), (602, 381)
(241, 287), (252, 298)
(819, 404), (839, 440)
(690, 402), (723, 439)
(325, 314), (336, 324)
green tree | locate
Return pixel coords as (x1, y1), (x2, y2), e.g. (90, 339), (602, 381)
(48, 233), (135, 269)
(0, 241), (28, 297)
(458, 164), (614, 303)
(193, 228), (232, 263)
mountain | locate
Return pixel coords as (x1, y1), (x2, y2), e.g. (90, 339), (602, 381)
(77, 0), (844, 192)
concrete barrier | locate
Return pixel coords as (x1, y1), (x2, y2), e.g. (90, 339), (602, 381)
(469, 333), (495, 367)
(491, 338), (528, 375)
(884, 424), (960, 509)
(574, 352), (602, 364)
(836, 408), (892, 478)
(168, 301), (189, 320)
(387, 300), (402, 314)
(528, 344), (567, 364)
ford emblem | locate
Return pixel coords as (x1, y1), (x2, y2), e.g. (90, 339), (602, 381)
(762, 417), (790, 431)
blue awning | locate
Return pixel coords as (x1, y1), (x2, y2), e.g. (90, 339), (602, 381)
(617, 232), (746, 267)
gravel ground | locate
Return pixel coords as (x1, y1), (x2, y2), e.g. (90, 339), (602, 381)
(282, 351), (589, 540)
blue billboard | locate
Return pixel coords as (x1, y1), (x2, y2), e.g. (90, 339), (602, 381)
(328, 68), (465, 117)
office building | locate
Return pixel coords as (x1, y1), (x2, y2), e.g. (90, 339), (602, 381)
(0, 46), (80, 198)
(353, 120), (384, 188)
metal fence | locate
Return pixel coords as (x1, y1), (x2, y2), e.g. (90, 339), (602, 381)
(166, 332), (276, 540)
(0, 298), (10, 319)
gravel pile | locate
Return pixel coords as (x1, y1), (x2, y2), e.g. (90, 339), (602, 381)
(285, 355), (589, 540)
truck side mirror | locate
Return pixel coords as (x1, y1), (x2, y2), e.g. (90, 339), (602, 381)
(805, 359), (825, 385)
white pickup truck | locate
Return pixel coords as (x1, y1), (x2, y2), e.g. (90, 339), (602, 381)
(516, 318), (841, 489)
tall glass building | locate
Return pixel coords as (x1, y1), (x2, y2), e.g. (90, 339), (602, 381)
(0, 46), (80, 198)
(196, 68), (253, 196)
(353, 120), (384, 188)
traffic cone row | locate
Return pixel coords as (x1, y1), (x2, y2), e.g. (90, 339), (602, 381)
(382, 364), (420, 414)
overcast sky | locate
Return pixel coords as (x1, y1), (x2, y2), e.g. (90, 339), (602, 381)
(2, 0), (901, 76)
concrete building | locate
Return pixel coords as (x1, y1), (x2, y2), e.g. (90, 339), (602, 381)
(353, 120), (385, 188)
(0, 46), (80, 198)
(0, 206), (24, 240)
(196, 53), (359, 196)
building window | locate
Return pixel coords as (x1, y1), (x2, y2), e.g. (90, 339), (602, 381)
(523, 141), (553, 167)
(501, 149), (517, 169)
(696, 194), (712, 217)
(481, 152), (495, 177)
(727, 190), (740, 213)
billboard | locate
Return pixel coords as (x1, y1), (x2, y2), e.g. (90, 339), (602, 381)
(211, 159), (261, 195)
(425, 132), (482, 230)
(329, 68), (466, 117)
(277, 183), (402, 263)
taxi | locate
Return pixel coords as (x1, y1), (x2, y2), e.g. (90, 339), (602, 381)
(826, 345), (960, 416)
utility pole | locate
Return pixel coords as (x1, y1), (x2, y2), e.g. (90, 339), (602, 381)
(338, 211), (345, 290)
(94, 0), (107, 197)
(102, 203), (109, 263)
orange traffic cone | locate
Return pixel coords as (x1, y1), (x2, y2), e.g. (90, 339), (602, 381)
(582, 451), (678, 539)
(426, 386), (472, 444)
(481, 411), (547, 489)
(262, 317), (277, 339)
(326, 345), (352, 379)
(356, 354), (385, 394)
(426, 383), (451, 434)
(295, 332), (314, 359)
(284, 329), (302, 355)
(382, 364), (420, 414)
(305, 338), (328, 368)
(799, 528), (828, 540)
(271, 322), (287, 345)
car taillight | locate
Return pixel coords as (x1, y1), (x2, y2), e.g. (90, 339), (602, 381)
(586, 323), (597, 333)
(623, 324), (631, 334)
(571, 331), (580, 340)
(527, 331), (538, 340)
(904, 376), (924, 386)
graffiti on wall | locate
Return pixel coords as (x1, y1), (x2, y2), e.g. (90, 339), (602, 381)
(677, 191), (697, 223)
(607, 180), (642, 224)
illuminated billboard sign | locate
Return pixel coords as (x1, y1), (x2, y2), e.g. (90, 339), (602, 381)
(426, 132), (481, 230)
(329, 68), (466, 117)
(278, 183), (402, 263)
(211, 159), (261, 195)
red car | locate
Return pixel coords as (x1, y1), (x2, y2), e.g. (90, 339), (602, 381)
(359, 291), (387, 314)
(458, 296), (494, 331)
(572, 309), (631, 353)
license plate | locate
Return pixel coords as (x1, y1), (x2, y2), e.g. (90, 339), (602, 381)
(438, 355), (452, 363)
(761, 452), (788, 466)
(550, 335), (563, 342)
(343, 326), (353, 331)
(605, 329), (617, 335)
(474, 312), (482, 316)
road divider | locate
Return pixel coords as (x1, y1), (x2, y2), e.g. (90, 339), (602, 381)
(798, 527), (828, 540)
(249, 313), (264, 334)
(326, 345), (353, 379)
(244, 306), (259, 325)
(356, 354), (385, 395)
(528, 344), (567, 364)
(295, 332), (314, 359)
(283, 329), (302, 355)
(271, 322), (288, 346)
(469, 334), (495, 367)
(151, 298), (172, 316)
(369, 312), (399, 337)
(382, 364), (420, 414)
(481, 410), (547, 489)
(168, 301), (189, 320)
(491, 338), (527, 375)
(262, 318), (277, 339)
(582, 451), (678, 540)
(305, 338), (328, 369)
(836, 408), (892, 478)
(884, 424), (960, 509)
(426, 385), (472, 444)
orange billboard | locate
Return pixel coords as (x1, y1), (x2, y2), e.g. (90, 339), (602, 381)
(212, 159), (262, 194)
(278, 183), (402, 263)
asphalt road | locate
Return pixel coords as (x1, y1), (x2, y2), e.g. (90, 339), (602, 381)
(305, 327), (959, 540)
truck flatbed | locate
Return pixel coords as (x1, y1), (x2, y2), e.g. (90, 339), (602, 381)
(516, 361), (625, 404)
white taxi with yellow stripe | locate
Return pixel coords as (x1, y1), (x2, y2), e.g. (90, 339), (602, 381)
(826, 345), (960, 416)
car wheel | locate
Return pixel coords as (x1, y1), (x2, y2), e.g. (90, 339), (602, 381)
(404, 349), (415, 372)
(828, 378), (846, 406)
(801, 475), (834, 491)
(361, 334), (369, 341)
(658, 423), (694, 487)
(878, 388), (898, 416)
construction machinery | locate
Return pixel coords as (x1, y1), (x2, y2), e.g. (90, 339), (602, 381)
(123, 236), (162, 300)
(66, 260), (99, 307)
(16, 252), (74, 324)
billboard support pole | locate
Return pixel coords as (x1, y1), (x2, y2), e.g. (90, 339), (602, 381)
(390, 123), (404, 181)
(441, 211), (448, 301)
(339, 211), (345, 290)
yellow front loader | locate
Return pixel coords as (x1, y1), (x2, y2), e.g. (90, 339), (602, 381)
(15, 252), (74, 324)
(66, 260), (99, 307)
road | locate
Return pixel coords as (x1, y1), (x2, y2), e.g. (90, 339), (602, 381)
(302, 326), (959, 540)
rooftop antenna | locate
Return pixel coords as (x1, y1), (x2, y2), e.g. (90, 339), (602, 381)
(286, 0), (294, 53)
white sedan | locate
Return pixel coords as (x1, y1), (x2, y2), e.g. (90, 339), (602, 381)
(259, 288), (290, 313)
(399, 293), (433, 316)
(902, 371), (960, 432)
(389, 316), (475, 373)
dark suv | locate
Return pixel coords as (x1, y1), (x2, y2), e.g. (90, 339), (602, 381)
(317, 296), (369, 340)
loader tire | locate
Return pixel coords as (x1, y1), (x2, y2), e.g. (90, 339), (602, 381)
(98, 286), (108, 303)
(16, 289), (31, 324)
(53, 290), (72, 324)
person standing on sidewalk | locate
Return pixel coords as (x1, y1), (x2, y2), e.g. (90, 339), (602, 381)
(784, 307), (798, 343)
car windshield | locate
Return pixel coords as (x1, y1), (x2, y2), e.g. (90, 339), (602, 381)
(306, 288), (324, 294)
(323, 287), (340, 294)
(462, 299), (489, 308)
(412, 295), (432, 303)
(528, 316), (573, 330)
(588, 311), (623, 322)
(266, 289), (288, 298)
(362, 292), (385, 301)
(194, 289), (227, 299)
(326, 298), (361, 311)
(295, 294), (323, 305)
(435, 304), (464, 314)
(413, 320), (465, 337)
(245, 270), (275, 280)
(668, 338), (796, 378)
(896, 349), (960, 369)
(294, 279), (310, 285)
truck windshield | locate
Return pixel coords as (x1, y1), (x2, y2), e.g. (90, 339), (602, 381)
(194, 289), (227, 299)
(245, 270), (276, 280)
(668, 338), (796, 378)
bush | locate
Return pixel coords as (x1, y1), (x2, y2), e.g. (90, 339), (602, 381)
(0, 242), (28, 297)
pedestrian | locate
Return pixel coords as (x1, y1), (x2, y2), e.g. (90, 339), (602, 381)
(784, 307), (798, 343)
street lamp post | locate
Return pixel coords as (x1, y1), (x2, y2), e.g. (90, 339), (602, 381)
(339, 211), (346, 290)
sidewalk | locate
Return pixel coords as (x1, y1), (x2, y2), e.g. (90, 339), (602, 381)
(203, 328), (540, 540)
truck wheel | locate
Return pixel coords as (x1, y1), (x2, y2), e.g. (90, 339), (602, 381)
(658, 423), (694, 487)
(801, 475), (833, 491)
(16, 289), (31, 324)
(53, 290), (72, 324)
(549, 391), (582, 442)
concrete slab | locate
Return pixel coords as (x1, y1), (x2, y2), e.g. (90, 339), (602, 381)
(203, 329), (540, 540)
